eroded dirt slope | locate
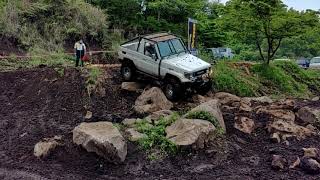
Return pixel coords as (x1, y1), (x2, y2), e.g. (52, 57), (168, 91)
(0, 66), (319, 180)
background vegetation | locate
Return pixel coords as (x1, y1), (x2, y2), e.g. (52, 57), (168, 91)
(1, 0), (319, 60)
(0, 0), (319, 97)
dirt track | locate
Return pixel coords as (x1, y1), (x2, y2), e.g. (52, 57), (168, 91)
(0, 67), (320, 180)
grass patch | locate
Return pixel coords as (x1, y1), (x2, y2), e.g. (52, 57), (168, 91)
(212, 61), (260, 97)
(0, 53), (74, 72)
(54, 67), (65, 77)
(186, 111), (225, 135)
(212, 61), (320, 98)
(85, 66), (102, 96)
(251, 63), (309, 97)
(135, 114), (179, 157)
(274, 61), (320, 94)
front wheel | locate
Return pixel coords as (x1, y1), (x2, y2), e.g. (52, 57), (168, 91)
(121, 62), (135, 81)
(164, 78), (182, 101)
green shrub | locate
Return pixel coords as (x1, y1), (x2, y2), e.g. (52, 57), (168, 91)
(135, 114), (179, 156)
(86, 67), (102, 85)
(0, 0), (108, 52)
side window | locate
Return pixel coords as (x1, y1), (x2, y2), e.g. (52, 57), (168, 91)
(144, 41), (157, 59)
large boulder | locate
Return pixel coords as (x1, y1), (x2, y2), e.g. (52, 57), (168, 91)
(166, 119), (216, 149)
(34, 136), (62, 158)
(73, 122), (127, 163)
(134, 87), (173, 114)
(121, 82), (145, 92)
(297, 107), (320, 125)
(188, 99), (226, 130)
(214, 92), (241, 106)
(234, 117), (255, 134)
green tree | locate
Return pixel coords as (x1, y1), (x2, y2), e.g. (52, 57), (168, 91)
(220, 0), (310, 64)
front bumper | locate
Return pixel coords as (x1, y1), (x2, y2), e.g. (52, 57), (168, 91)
(184, 74), (212, 88)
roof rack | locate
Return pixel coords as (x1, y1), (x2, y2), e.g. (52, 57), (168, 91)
(142, 32), (177, 42)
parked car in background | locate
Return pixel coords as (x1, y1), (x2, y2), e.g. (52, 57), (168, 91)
(208, 47), (234, 59)
(296, 58), (310, 69)
(309, 57), (320, 69)
(274, 58), (292, 62)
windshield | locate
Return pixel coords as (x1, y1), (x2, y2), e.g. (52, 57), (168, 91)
(311, 57), (320, 64)
(157, 38), (186, 58)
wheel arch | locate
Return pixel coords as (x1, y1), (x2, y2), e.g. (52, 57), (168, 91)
(163, 73), (181, 83)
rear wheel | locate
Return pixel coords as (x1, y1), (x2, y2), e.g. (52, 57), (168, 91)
(121, 62), (135, 81)
(164, 78), (182, 101)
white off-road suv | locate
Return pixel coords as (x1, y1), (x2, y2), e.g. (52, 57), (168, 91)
(118, 32), (212, 100)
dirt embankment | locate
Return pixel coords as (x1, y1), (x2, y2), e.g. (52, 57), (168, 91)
(0, 66), (319, 180)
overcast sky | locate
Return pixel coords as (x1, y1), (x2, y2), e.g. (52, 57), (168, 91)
(219, 0), (320, 11)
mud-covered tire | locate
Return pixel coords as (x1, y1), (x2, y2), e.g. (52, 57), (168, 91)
(121, 62), (136, 81)
(163, 78), (182, 101)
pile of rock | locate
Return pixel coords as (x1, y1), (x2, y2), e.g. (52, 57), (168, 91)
(33, 86), (319, 167)
(272, 148), (320, 174)
(124, 99), (226, 150)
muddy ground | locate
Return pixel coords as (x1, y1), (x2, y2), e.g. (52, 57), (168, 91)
(0, 66), (319, 180)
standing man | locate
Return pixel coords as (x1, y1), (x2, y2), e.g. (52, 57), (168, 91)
(74, 39), (86, 67)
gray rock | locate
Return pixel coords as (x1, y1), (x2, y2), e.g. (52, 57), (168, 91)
(297, 106), (320, 125)
(187, 99), (226, 131)
(234, 117), (255, 134)
(191, 164), (215, 173)
(244, 96), (273, 104)
(312, 97), (319, 102)
(166, 118), (216, 149)
(214, 92), (241, 105)
(73, 122), (127, 163)
(34, 136), (62, 158)
(145, 110), (174, 124)
(134, 87), (173, 114)
(303, 148), (320, 161)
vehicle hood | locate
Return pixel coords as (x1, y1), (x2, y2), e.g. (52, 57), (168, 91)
(162, 54), (211, 72)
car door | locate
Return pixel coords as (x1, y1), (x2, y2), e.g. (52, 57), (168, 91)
(138, 40), (160, 76)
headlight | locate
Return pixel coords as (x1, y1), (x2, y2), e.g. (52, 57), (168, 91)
(184, 72), (194, 79)
(209, 67), (213, 76)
